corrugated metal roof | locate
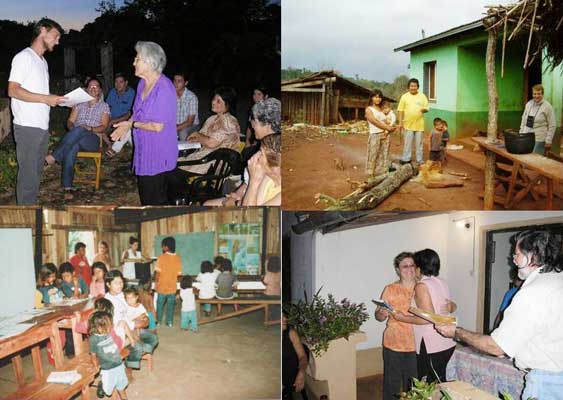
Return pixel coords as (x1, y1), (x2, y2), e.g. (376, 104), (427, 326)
(394, 19), (483, 52)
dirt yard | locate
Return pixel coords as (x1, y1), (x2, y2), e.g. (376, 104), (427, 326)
(282, 124), (562, 211)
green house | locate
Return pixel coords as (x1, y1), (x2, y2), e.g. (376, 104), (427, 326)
(395, 19), (563, 142)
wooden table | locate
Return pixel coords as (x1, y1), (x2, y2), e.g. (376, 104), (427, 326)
(0, 300), (94, 395)
(473, 137), (563, 209)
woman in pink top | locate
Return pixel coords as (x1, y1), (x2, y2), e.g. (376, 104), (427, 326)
(90, 262), (108, 298)
(393, 249), (457, 383)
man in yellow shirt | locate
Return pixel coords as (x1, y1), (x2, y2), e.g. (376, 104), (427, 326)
(397, 78), (429, 164)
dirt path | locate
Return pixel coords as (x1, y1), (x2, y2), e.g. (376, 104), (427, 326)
(283, 128), (561, 211)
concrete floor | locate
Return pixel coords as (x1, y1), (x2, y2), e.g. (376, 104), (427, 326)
(0, 307), (281, 400)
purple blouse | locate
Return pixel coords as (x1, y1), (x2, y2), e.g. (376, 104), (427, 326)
(132, 75), (178, 176)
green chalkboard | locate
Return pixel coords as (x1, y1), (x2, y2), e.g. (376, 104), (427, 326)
(153, 232), (215, 275)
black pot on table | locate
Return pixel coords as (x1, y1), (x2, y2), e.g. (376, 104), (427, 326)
(504, 130), (535, 154)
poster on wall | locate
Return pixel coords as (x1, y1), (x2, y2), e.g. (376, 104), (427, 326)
(218, 223), (261, 275)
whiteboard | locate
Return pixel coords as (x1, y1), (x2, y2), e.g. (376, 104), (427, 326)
(0, 228), (36, 317)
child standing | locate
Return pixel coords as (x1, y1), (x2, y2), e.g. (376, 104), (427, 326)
(429, 118), (444, 162)
(155, 237), (182, 327)
(196, 261), (217, 316)
(59, 262), (89, 298)
(88, 311), (129, 400)
(180, 275), (198, 332)
(90, 262), (108, 298)
(441, 120), (450, 163)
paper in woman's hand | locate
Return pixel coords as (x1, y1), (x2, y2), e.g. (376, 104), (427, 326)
(372, 299), (394, 313)
(60, 88), (94, 107)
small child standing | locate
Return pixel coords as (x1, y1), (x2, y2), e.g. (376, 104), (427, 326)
(155, 237), (182, 327)
(179, 275), (198, 332)
(429, 117), (444, 162)
(59, 262), (89, 299)
(90, 262), (108, 298)
(88, 311), (129, 400)
(196, 261), (217, 316)
(441, 120), (450, 163)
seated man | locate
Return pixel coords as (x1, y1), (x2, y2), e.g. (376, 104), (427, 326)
(105, 73), (135, 156)
(174, 72), (199, 141)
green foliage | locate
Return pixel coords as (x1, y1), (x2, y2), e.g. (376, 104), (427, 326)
(285, 289), (369, 357)
(399, 377), (436, 400)
(281, 67), (315, 81)
(0, 147), (18, 191)
(501, 392), (536, 400)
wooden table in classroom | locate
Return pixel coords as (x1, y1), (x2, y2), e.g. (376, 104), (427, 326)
(0, 299), (95, 399)
(473, 137), (563, 209)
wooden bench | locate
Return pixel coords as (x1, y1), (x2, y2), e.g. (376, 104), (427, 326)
(0, 320), (98, 400)
(196, 297), (281, 326)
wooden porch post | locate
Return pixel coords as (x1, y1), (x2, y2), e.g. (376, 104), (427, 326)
(484, 26), (499, 210)
(100, 43), (114, 95)
(320, 82), (326, 126)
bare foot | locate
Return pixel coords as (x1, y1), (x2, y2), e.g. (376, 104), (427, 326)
(45, 154), (56, 166)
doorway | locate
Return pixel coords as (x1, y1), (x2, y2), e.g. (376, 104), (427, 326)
(483, 222), (563, 333)
(523, 59), (542, 105)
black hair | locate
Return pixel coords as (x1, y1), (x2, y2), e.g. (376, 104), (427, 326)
(104, 269), (124, 291)
(433, 117), (443, 125)
(88, 311), (113, 335)
(114, 72), (128, 82)
(59, 262), (74, 275)
(267, 255), (281, 273)
(512, 230), (563, 273)
(74, 242), (86, 253)
(94, 297), (114, 315)
(162, 236), (176, 253)
(124, 286), (139, 297)
(91, 261), (108, 275)
(214, 256), (225, 267)
(85, 77), (102, 89)
(222, 258), (233, 272)
(414, 248), (441, 277)
(37, 264), (57, 287)
(201, 260), (213, 273)
(254, 86), (269, 98)
(43, 263), (58, 274)
(367, 89), (384, 107)
(32, 18), (63, 43)
(180, 275), (192, 289)
(212, 86), (237, 114)
(173, 71), (187, 81)
(408, 78), (420, 88)
(129, 236), (139, 246)
(393, 252), (415, 269)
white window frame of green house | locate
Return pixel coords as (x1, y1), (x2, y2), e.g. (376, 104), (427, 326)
(423, 61), (437, 101)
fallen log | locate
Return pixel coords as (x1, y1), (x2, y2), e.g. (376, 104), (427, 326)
(322, 163), (417, 210)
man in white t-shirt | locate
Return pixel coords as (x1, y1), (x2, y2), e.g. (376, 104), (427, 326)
(7, 18), (67, 205)
(435, 230), (563, 400)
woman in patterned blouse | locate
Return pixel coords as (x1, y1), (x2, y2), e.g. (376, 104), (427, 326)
(45, 77), (110, 200)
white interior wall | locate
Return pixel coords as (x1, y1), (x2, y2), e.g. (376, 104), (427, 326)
(312, 211), (563, 350)
(313, 214), (450, 350)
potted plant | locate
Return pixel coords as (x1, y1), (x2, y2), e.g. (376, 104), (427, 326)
(286, 289), (369, 400)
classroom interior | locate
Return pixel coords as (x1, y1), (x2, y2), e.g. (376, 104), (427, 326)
(283, 210), (563, 400)
(0, 206), (281, 399)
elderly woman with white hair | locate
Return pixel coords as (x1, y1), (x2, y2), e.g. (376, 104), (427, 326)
(111, 41), (177, 205)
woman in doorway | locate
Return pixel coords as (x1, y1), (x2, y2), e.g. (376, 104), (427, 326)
(519, 84), (556, 155)
(93, 241), (112, 269)
(121, 236), (151, 280)
(365, 90), (395, 177)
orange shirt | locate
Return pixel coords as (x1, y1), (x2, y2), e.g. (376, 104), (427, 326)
(155, 253), (182, 294)
(381, 282), (415, 352)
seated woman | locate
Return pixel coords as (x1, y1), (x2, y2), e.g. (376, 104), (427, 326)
(204, 97), (281, 207)
(178, 86), (240, 175)
(242, 133), (281, 206)
(45, 78), (110, 199)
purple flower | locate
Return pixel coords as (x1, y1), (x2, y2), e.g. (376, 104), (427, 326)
(320, 316), (327, 324)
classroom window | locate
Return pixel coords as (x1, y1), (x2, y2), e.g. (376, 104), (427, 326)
(423, 61), (437, 101)
(68, 230), (95, 262)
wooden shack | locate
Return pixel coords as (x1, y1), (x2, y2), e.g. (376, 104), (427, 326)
(282, 70), (394, 126)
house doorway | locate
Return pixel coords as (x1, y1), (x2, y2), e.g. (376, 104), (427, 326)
(483, 222), (563, 334)
(523, 59), (542, 105)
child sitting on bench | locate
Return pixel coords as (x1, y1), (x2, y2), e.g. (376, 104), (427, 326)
(196, 261), (216, 316)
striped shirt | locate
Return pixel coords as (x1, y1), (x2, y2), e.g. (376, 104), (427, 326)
(176, 88), (199, 125)
(74, 100), (110, 127)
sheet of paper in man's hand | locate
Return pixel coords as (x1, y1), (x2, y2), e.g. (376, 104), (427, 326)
(60, 88), (94, 107)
